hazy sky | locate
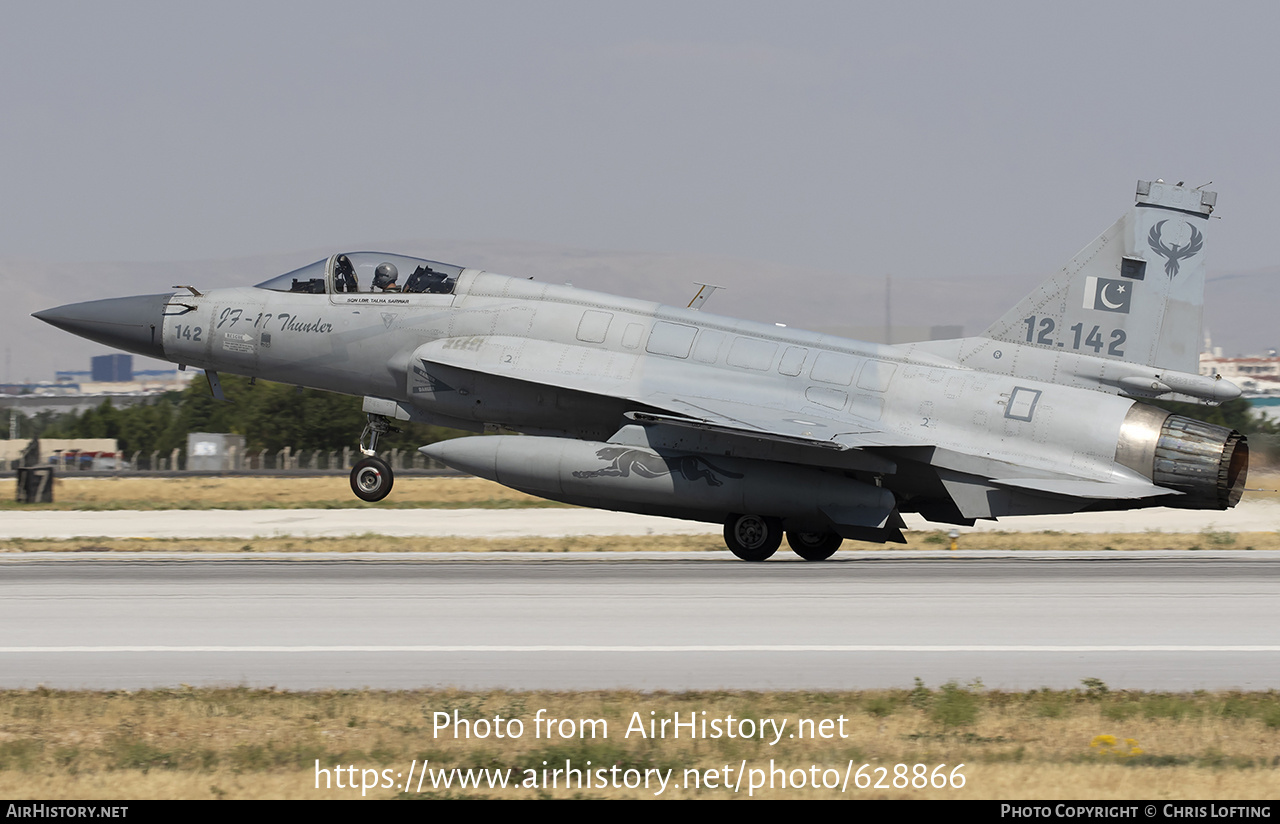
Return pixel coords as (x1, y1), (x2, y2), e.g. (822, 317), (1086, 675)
(5, 1), (1280, 376)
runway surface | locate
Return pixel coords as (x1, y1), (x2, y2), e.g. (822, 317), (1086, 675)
(1, 499), (1277, 539)
(4, 552), (1280, 691)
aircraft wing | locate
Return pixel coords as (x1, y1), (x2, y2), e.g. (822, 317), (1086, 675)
(415, 336), (927, 475)
(627, 394), (929, 451)
(632, 397), (1185, 503)
(416, 337), (1179, 500)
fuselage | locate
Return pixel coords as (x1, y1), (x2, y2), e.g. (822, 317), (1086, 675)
(157, 259), (1148, 516)
(34, 247), (1246, 532)
(33, 180), (1253, 559)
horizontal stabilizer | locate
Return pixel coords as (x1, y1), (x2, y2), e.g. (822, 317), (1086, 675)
(991, 478), (1179, 500)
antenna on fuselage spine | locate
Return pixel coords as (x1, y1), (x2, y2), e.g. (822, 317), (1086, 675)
(687, 282), (725, 310)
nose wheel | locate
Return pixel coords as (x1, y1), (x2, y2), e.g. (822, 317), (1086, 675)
(350, 413), (398, 502)
(351, 456), (394, 502)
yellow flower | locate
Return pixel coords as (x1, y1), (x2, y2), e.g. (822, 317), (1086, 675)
(1090, 734), (1144, 758)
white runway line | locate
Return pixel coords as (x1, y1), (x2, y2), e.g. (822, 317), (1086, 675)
(0, 508), (717, 540)
(0, 500), (1276, 540)
(5, 645), (1280, 653)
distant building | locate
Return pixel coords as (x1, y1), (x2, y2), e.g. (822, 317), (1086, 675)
(186, 432), (246, 471)
(1200, 352), (1280, 396)
(17, 362), (193, 401)
(1, 438), (122, 471)
(91, 354), (133, 382)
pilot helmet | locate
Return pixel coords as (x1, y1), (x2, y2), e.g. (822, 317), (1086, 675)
(373, 262), (399, 289)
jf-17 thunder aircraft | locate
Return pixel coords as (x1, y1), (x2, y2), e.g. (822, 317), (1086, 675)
(35, 180), (1248, 561)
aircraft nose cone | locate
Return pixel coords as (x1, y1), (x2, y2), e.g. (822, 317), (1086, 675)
(33, 294), (172, 359)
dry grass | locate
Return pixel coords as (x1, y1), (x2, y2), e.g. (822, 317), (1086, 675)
(11, 471), (1279, 513)
(1, 475), (563, 511)
(2, 686), (1280, 799)
(913, 530), (1280, 553)
(3, 531), (1280, 556)
(0, 534), (722, 554)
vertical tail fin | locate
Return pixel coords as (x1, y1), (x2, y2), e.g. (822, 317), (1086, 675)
(980, 180), (1215, 373)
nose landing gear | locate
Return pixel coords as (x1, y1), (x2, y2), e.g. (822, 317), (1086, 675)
(349, 413), (397, 502)
(351, 456), (393, 501)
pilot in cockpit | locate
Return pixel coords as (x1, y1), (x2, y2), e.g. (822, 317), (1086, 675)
(373, 262), (401, 292)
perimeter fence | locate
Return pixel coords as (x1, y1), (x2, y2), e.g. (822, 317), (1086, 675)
(27, 446), (452, 476)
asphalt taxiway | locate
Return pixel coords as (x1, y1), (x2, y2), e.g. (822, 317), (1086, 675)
(3, 551), (1279, 691)
(1, 499), (1277, 539)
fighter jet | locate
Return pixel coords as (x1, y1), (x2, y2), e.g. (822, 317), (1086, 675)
(35, 180), (1247, 561)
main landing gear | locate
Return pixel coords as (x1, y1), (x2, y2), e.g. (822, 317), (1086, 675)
(785, 531), (844, 561)
(350, 414), (397, 502)
(723, 513), (784, 562)
(722, 513), (844, 562)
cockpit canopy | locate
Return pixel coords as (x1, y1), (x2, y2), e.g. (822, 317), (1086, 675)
(255, 252), (463, 296)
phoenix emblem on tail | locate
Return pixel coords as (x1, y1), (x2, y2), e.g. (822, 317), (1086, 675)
(1147, 220), (1203, 278)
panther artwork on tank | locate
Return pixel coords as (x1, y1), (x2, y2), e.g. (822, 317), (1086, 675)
(572, 447), (745, 487)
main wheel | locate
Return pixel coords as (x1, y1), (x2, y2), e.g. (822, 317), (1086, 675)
(350, 456), (394, 502)
(786, 531), (843, 561)
(723, 513), (783, 561)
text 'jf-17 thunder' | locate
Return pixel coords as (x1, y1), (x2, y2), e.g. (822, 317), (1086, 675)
(36, 180), (1248, 561)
